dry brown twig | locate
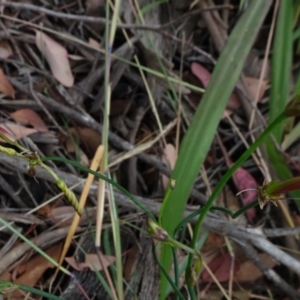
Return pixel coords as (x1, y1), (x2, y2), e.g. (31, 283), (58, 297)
(1, 152), (300, 281)
(0, 2), (232, 62)
(0, 2), (232, 30)
(0, 2), (296, 297)
(7, 78), (207, 202)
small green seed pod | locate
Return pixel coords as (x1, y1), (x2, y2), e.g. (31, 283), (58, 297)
(0, 146), (18, 157)
(56, 179), (82, 216)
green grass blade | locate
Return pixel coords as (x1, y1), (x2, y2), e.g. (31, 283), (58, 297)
(153, 244), (185, 300)
(0, 217), (73, 277)
(269, 0), (292, 141)
(17, 283), (64, 299)
(266, 1), (300, 208)
(158, 1), (272, 297)
(106, 175), (123, 299)
(0, 279), (63, 299)
(165, 230), (208, 297)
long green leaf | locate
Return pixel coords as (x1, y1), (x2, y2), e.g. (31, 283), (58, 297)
(269, 0), (292, 141)
(266, 1), (300, 208)
(158, 1), (272, 297)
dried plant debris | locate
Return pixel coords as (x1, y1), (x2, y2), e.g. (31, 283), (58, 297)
(0, 1), (299, 300)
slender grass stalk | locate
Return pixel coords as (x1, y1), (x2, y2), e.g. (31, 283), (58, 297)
(165, 231), (208, 297)
(0, 280), (63, 299)
(171, 247), (179, 300)
(153, 244), (185, 300)
(106, 177), (123, 299)
(102, 1), (124, 297)
(0, 217), (73, 277)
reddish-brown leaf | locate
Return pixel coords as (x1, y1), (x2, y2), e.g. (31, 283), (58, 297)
(233, 167), (258, 220)
(191, 64), (267, 117)
(0, 68), (14, 98)
(123, 244), (139, 281)
(9, 244), (62, 298)
(0, 122), (37, 141)
(65, 252), (115, 271)
(245, 77), (268, 101)
(10, 109), (49, 133)
(201, 252), (240, 283)
(35, 30), (74, 87)
(234, 253), (277, 282)
(202, 232), (224, 254)
(190, 62), (240, 118)
(191, 62), (211, 87)
(0, 126), (17, 144)
(76, 127), (102, 155)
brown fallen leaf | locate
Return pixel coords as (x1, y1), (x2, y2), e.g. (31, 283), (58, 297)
(0, 68), (14, 98)
(191, 62), (211, 87)
(244, 76), (268, 100)
(201, 252), (240, 283)
(65, 252), (115, 271)
(191, 63), (268, 120)
(9, 244), (62, 298)
(190, 62), (239, 118)
(35, 30), (74, 87)
(234, 253), (277, 282)
(0, 41), (13, 59)
(232, 166), (258, 220)
(0, 122), (37, 141)
(89, 38), (101, 48)
(123, 244), (139, 281)
(10, 109), (49, 133)
(202, 231), (224, 257)
(76, 127), (102, 156)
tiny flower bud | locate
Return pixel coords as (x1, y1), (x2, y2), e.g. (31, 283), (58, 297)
(170, 178), (176, 190)
(0, 127), (16, 145)
(25, 152), (38, 160)
(27, 166), (36, 177)
(148, 219), (169, 241)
